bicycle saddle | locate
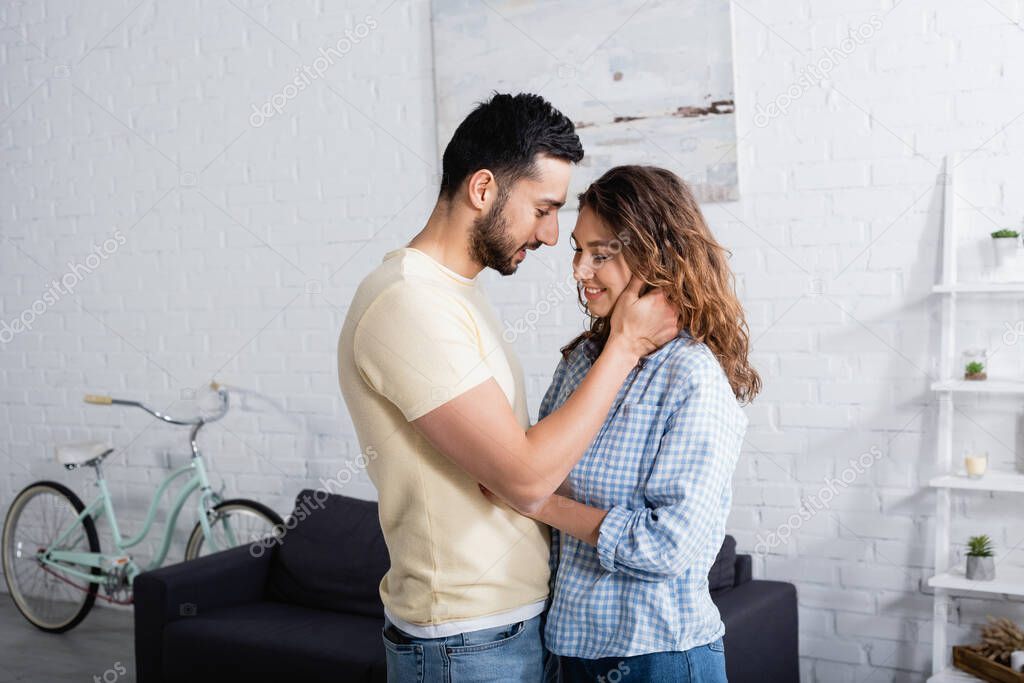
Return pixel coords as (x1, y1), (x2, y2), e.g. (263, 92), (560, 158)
(56, 441), (114, 468)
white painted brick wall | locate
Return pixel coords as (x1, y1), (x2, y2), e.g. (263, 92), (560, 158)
(3, 1), (1024, 680)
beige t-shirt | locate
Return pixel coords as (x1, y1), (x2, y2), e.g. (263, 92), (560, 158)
(337, 247), (550, 634)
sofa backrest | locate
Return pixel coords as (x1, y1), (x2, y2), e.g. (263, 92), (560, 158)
(264, 490), (744, 613)
(708, 534), (738, 592)
(265, 489), (389, 618)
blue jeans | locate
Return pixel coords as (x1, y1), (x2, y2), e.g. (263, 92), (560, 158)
(557, 639), (727, 683)
(382, 615), (544, 682)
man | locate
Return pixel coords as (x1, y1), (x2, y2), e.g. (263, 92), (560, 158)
(337, 92), (677, 682)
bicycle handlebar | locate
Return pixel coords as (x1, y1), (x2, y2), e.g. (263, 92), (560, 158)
(82, 382), (229, 426)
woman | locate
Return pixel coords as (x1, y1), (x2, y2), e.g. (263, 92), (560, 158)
(488, 165), (759, 682)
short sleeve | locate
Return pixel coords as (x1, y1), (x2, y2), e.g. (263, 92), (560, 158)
(353, 284), (494, 421)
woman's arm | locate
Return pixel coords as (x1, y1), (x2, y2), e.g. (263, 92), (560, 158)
(529, 494), (607, 547)
(411, 279), (678, 512)
(510, 363), (747, 581)
(592, 365), (746, 581)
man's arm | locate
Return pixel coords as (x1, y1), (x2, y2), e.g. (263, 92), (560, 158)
(486, 363), (745, 581)
(412, 277), (677, 511)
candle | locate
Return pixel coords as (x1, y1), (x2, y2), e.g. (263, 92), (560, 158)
(965, 454), (988, 479)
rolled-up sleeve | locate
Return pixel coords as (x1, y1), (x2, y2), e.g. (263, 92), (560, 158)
(596, 365), (744, 581)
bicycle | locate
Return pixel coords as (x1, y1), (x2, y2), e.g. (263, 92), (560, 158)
(2, 382), (284, 632)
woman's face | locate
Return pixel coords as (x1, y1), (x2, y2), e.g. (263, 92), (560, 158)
(571, 206), (633, 318)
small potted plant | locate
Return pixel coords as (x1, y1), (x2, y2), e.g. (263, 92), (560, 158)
(965, 361), (987, 381)
(963, 348), (988, 380)
(965, 535), (995, 581)
(991, 229), (1021, 270)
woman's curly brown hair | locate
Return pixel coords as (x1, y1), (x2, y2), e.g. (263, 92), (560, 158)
(563, 165), (761, 404)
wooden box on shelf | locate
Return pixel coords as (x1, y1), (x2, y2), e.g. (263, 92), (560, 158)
(953, 646), (1024, 683)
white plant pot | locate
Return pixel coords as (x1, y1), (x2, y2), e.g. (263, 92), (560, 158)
(992, 237), (1022, 280)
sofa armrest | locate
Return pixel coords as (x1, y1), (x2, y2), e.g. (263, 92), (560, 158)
(714, 579), (798, 683)
(133, 544), (274, 683)
(734, 553), (752, 586)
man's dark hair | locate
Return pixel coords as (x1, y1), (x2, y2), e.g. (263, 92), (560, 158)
(439, 92), (584, 201)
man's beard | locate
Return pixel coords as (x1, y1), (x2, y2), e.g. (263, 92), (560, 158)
(469, 188), (520, 276)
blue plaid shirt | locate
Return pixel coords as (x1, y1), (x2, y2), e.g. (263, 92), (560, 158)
(540, 332), (747, 659)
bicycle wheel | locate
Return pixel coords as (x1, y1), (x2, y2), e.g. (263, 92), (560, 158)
(2, 481), (101, 632)
(184, 499), (283, 560)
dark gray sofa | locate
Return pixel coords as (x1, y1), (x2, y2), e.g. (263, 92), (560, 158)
(134, 490), (798, 682)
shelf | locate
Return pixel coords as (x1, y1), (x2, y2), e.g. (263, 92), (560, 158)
(933, 282), (1024, 294)
(931, 379), (1024, 394)
(928, 564), (1024, 597)
(928, 668), (980, 682)
(930, 471), (1024, 493)
(928, 157), (1024, 678)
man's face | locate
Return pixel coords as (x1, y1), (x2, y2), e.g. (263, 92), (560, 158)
(469, 155), (571, 276)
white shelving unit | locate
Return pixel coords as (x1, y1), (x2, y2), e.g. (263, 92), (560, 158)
(929, 565), (1024, 596)
(933, 283), (1024, 294)
(929, 668), (984, 683)
(933, 378), (1024, 395)
(929, 379), (1024, 394)
(927, 154), (1024, 682)
(929, 471), (1024, 494)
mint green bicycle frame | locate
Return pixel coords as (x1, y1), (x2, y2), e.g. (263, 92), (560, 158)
(42, 455), (232, 585)
(41, 387), (237, 586)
